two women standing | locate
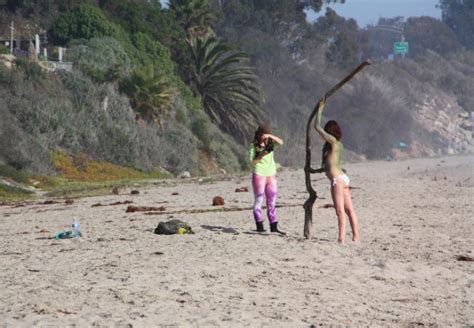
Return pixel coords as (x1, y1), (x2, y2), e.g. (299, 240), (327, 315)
(248, 111), (360, 243)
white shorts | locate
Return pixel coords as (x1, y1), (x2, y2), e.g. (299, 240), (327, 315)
(332, 174), (350, 187)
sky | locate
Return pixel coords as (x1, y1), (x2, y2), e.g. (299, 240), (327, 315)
(160, 0), (442, 28)
(306, 0), (442, 27)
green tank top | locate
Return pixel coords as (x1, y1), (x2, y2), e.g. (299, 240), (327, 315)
(248, 143), (277, 177)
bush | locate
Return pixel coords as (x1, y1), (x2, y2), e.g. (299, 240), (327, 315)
(0, 44), (9, 54)
(0, 164), (30, 184)
(49, 4), (122, 45)
(15, 58), (45, 81)
(67, 37), (132, 83)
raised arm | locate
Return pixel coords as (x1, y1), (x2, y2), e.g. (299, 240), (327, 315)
(313, 98), (338, 144)
(262, 134), (283, 145)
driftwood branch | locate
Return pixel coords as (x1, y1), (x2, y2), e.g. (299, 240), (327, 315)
(303, 60), (371, 240)
(141, 203), (302, 216)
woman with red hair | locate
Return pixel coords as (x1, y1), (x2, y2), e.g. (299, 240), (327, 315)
(314, 101), (359, 243)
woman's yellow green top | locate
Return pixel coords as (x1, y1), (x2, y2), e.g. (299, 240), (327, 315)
(248, 144), (277, 177)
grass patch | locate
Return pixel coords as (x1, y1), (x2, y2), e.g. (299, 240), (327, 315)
(0, 152), (172, 200)
(43, 179), (159, 198)
(37, 151), (172, 198)
(0, 183), (34, 200)
(51, 151), (170, 181)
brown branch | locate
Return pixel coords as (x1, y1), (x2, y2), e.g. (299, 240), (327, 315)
(142, 203), (302, 216)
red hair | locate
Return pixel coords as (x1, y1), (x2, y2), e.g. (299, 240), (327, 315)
(324, 120), (342, 141)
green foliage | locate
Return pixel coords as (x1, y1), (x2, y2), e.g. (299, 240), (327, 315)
(189, 34), (264, 142)
(49, 4), (122, 45)
(128, 33), (174, 74)
(327, 29), (359, 69)
(15, 58), (45, 81)
(98, 0), (190, 77)
(170, 0), (216, 36)
(191, 117), (212, 145)
(120, 67), (176, 123)
(0, 164), (30, 184)
(405, 16), (460, 57)
(0, 183), (34, 200)
(67, 37), (132, 83)
(0, 44), (9, 54)
(313, 8), (360, 68)
(208, 140), (241, 172)
(439, 0), (474, 50)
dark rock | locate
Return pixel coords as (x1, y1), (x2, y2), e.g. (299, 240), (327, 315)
(212, 196), (225, 206)
(457, 255), (474, 262)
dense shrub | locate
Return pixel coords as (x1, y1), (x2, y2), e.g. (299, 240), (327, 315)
(67, 37), (132, 83)
(49, 4), (123, 45)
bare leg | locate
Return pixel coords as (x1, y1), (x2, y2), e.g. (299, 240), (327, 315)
(343, 187), (359, 242)
(331, 182), (346, 243)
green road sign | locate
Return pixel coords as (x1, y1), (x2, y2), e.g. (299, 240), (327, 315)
(394, 42), (409, 54)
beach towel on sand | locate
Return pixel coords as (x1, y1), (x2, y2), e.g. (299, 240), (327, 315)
(154, 219), (193, 235)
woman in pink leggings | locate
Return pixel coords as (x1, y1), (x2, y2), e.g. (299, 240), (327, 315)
(248, 124), (285, 235)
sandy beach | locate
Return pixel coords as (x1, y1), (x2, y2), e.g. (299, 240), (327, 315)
(0, 155), (473, 327)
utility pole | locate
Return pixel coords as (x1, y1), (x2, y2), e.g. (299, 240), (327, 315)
(9, 21), (15, 53)
(401, 34), (405, 59)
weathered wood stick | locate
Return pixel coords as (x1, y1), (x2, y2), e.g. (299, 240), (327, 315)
(142, 203), (302, 216)
(303, 60), (371, 240)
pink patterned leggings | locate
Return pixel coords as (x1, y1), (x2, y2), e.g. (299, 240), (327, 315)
(252, 174), (278, 224)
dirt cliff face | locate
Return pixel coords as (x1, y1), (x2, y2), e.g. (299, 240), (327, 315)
(411, 93), (473, 157)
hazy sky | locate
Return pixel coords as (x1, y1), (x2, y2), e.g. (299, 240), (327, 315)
(160, 0), (442, 27)
(307, 0), (442, 27)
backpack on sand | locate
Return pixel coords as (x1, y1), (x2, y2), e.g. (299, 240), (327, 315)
(154, 219), (193, 235)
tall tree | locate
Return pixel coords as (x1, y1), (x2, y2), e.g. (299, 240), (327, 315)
(439, 0), (474, 49)
(189, 35), (264, 142)
(404, 16), (460, 57)
(170, 0), (217, 36)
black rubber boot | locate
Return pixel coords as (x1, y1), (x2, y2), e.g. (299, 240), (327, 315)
(256, 221), (266, 232)
(270, 222), (286, 235)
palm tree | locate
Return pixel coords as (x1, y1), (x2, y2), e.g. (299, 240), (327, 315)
(169, 0), (216, 36)
(189, 35), (265, 141)
(120, 67), (176, 124)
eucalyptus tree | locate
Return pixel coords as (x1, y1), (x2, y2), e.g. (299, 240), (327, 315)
(439, 0), (474, 50)
(189, 35), (264, 142)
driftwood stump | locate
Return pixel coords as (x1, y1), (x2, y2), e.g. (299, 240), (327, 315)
(303, 60), (371, 240)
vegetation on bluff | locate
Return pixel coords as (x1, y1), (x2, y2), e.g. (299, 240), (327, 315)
(0, 0), (472, 200)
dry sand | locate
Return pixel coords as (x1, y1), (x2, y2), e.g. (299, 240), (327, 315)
(0, 155), (473, 327)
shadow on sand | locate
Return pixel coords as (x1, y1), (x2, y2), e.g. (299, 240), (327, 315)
(200, 225), (239, 234)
